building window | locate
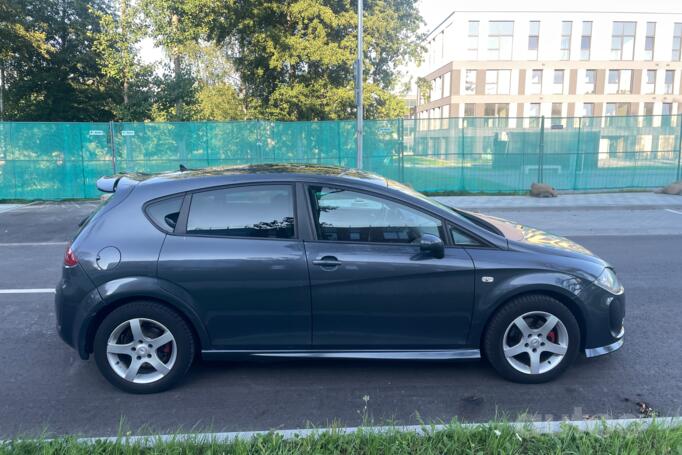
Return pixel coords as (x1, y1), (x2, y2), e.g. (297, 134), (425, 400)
(529, 103), (541, 127)
(483, 103), (509, 127)
(467, 21), (480, 59)
(528, 21), (540, 60)
(463, 103), (476, 127)
(431, 76), (442, 100)
(644, 70), (656, 94)
(488, 21), (514, 60)
(550, 103), (564, 127)
(530, 69), (542, 94)
(673, 23), (681, 61)
(664, 70), (674, 94)
(644, 102), (654, 116)
(611, 21), (636, 60)
(552, 69), (565, 94)
(560, 21), (572, 60)
(607, 69), (632, 94)
(464, 69), (477, 95)
(485, 70), (511, 95)
(580, 22), (592, 60)
(605, 102), (631, 116)
(662, 102), (673, 116)
(644, 22), (656, 61)
(582, 103), (594, 117)
(584, 69), (596, 94)
(443, 72), (451, 97)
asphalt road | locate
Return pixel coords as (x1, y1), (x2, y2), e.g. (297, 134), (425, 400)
(0, 202), (681, 438)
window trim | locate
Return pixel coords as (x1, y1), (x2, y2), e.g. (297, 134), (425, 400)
(303, 182), (453, 247)
(173, 182), (299, 241)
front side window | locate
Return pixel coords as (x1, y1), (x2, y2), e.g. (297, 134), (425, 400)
(529, 69), (542, 94)
(553, 69), (565, 94)
(187, 185), (295, 238)
(644, 69), (657, 94)
(467, 21), (480, 59)
(308, 186), (442, 244)
(464, 69), (477, 94)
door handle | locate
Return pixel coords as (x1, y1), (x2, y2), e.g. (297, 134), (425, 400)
(313, 256), (342, 268)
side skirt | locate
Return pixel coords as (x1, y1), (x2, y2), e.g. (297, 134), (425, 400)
(201, 349), (481, 361)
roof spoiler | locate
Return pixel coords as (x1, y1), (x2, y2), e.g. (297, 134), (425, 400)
(96, 175), (140, 193)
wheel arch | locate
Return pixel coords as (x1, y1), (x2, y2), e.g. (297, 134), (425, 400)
(80, 277), (210, 358)
(478, 288), (587, 353)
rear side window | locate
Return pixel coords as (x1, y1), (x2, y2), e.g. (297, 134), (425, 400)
(186, 185), (295, 239)
(146, 196), (183, 232)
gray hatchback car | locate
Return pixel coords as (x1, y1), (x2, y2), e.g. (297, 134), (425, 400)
(56, 164), (625, 393)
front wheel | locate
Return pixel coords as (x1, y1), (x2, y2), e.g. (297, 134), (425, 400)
(93, 301), (195, 393)
(483, 295), (580, 383)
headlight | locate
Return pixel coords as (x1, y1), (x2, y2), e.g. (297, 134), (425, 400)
(595, 268), (624, 295)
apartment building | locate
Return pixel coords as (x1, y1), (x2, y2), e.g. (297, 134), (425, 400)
(416, 10), (682, 125)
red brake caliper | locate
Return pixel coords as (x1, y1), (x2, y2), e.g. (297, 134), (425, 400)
(547, 330), (557, 343)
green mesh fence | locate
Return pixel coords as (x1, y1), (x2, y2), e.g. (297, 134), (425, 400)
(1, 116), (681, 199)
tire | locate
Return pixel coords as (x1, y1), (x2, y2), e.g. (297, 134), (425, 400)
(93, 301), (195, 393)
(483, 294), (580, 384)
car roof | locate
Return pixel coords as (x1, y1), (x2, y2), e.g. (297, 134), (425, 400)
(137, 163), (387, 187)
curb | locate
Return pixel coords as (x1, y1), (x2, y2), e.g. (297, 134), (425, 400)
(52, 417), (682, 446)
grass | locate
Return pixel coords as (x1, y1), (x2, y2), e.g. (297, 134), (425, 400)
(2, 421), (681, 454)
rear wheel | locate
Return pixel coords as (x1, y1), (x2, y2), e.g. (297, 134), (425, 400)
(94, 301), (195, 393)
(483, 294), (580, 383)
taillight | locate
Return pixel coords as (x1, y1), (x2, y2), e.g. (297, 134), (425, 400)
(64, 244), (78, 267)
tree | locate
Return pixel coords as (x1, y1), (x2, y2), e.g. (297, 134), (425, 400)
(4, 0), (116, 121)
(0, 0), (52, 120)
(205, 0), (423, 120)
(140, 0), (219, 120)
(91, 0), (153, 120)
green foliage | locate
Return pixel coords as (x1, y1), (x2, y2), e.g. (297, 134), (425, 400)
(1, 0), (422, 122)
(195, 83), (246, 120)
(207, 0), (423, 121)
(1, 422), (681, 454)
(91, 0), (153, 120)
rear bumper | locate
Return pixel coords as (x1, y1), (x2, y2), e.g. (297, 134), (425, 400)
(585, 327), (624, 358)
(55, 265), (102, 360)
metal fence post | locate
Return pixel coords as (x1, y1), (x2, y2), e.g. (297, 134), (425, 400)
(538, 116), (545, 183)
(573, 118), (582, 190)
(459, 118), (465, 192)
(676, 114), (682, 182)
(109, 121), (117, 174)
(398, 117), (404, 182)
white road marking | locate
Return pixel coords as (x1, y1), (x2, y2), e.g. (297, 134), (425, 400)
(0, 289), (55, 294)
(664, 208), (682, 215)
(0, 242), (68, 246)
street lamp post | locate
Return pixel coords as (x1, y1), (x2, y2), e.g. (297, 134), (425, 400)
(355, 0), (363, 169)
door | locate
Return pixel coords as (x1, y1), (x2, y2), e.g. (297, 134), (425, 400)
(157, 184), (311, 349)
(304, 185), (476, 348)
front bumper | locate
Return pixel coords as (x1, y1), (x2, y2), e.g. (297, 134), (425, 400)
(585, 327), (624, 357)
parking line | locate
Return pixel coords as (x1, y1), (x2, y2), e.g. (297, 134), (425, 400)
(664, 208), (682, 215)
(0, 289), (55, 294)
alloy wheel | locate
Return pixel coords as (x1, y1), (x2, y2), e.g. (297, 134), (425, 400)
(502, 311), (569, 375)
(106, 318), (177, 384)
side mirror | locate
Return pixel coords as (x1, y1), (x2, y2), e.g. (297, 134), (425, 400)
(419, 233), (445, 259)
